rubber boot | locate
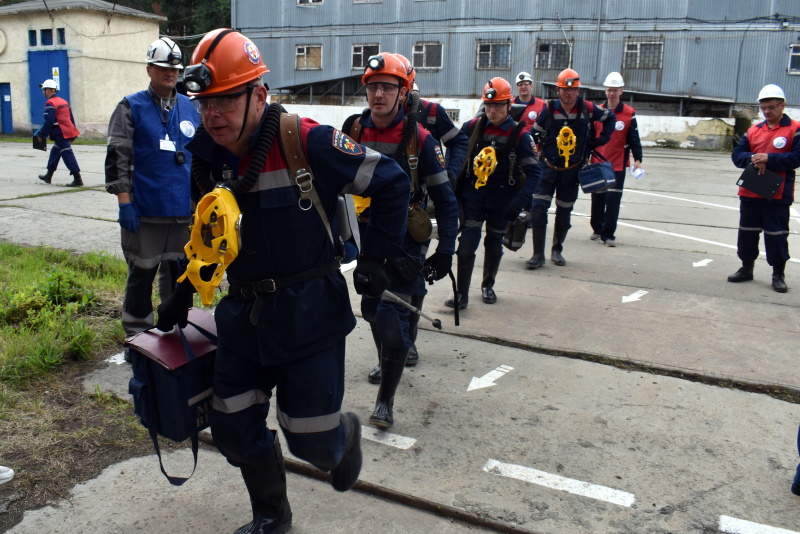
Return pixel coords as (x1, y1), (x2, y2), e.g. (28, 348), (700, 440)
(369, 347), (408, 429)
(773, 261), (788, 293)
(444, 254), (475, 310)
(235, 433), (293, 534)
(727, 260), (754, 283)
(38, 169), (54, 184)
(405, 294), (424, 366)
(481, 247), (502, 304)
(526, 228), (546, 269)
(330, 412), (362, 492)
(551, 229), (568, 266)
(66, 172), (83, 187)
(366, 322), (383, 384)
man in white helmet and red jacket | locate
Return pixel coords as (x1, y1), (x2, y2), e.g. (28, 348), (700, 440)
(35, 79), (82, 186)
(155, 29), (409, 533)
(104, 37), (201, 346)
(730, 83), (800, 293)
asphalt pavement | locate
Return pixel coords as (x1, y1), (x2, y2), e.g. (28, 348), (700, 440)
(2, 140), (800, 533)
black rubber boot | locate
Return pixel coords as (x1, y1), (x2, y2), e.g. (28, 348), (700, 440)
(405, 294), (424, 366)
(366, 322), (383, 384)
(526, 228), (546, 269)
(551, 229), (568, 266)
(330, 412), (362, 491)
(773, 262), (788, 293)
(727, 260), (755, 283)
(66, 172), (83, 187)
(235, 433), (293, 534)
(481, 247), (502, 304)
(445, 254), (475, 310)
(369, 347), (408, 429)
(38, 170), (54, 184)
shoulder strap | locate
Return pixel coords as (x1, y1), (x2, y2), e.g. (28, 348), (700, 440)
(278, 112), (337, 253)
(343, 115), (363, 142)
(461, 117), (486, 176)
(506, 120), (527, 185)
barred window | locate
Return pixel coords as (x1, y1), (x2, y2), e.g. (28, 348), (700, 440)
(298, 0), (323, 4)
(413, 42), (443, 69)
(477, 40), (510, 69)
(535, 41), (571, 70)
(445, 109), (460, 123)
(623, 39), (663, 69)
(352, 44), (379, 69)
(296, 45), (322, 70)
(789, 43), (800, 75)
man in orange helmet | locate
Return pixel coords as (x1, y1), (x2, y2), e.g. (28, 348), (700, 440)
(444, 77), (541, 309)
(528, 68), (616, 268)
(343, 52), (458, 429)
(156, 29), (410, 533)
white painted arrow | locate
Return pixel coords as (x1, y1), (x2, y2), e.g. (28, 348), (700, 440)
(693, 259), (713, 267)
(621, 290), (648, 303)
(468, 365), (514, 391)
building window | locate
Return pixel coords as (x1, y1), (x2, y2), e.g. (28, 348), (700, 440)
(354, 0), (381, 3)
(477, 40), (510, 69)
(445, 109), (460, 123)
(57, 28), (65, 45)
(298, 0), (322, 4)
(623, 38), (663, 69)
(789, 43), (800, 75)
(413, 42), (442, 69)
(40, 29), (53, 46)
(535, 41), (571, 70)
(28, 30), (37, 47)
(352, 44), (379, 69)
(296, 45), (322, 70)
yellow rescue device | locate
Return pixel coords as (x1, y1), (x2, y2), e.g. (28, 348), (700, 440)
(178, 185), (242, 306)
(352, 195), (371, 217)
(473, 146), (497, 189)
(556, 126), (577, 168)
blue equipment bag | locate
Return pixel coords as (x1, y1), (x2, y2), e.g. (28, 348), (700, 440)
(125, 307), (217, 485)
(579, 158), (616, 194)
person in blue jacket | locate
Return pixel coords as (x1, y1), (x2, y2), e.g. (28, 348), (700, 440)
(104, 37), (200, 344)
(347, 52), (458, 429)
(156, 29), (409, 534)
(528, 68), (616, 268)
(445, 77), (541, 310)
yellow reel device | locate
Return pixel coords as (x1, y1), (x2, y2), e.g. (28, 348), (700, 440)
(352, 195), (371, 218)
(557, 126), (576, 168)
(178, 185), (242, 306)
(473, 146), (498, 189)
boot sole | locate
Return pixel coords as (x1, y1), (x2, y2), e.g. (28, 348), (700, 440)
(368, 416), (393, 429)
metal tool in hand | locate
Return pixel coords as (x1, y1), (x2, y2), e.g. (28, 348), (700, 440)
(381, 290), (442, 330)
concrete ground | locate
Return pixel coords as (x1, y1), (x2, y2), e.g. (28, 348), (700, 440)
(2, 140), (800, 533)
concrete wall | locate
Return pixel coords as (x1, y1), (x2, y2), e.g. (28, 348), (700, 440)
(0, 10), (159, 138)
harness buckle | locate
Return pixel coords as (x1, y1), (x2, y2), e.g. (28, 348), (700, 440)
(407, 154), (419, 170)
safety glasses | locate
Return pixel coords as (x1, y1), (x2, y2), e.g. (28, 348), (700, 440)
(365, 82), (400, 95)
(191, 86), (252, 115)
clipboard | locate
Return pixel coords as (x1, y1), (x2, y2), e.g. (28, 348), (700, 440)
(736, 163), (784, 199)
(32, 135), (46, 151)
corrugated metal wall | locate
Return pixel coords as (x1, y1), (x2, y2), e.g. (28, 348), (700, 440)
(232, 0), (800, 106)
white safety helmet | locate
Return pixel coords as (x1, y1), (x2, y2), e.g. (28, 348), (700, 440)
(146, 37), (183, 69)
(603, 72), (625, 88)
(516, 71), (534, 85)
(39, 79), (58, 90)
(412, 82), (419, 92)
(758, 84), (785, 102)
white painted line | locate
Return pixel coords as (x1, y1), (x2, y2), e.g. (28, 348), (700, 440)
(693, 259), (713, 267)
(468, 365), (514, 391)
(361, 426), (417, 450)
(621, 290), (648, 303)
(483, 459), (635, 507)
(340, 260), (357, 273)
(626, 189), (739, 210)
(106, 351), (127, 365)
(719, 515), (800, 534)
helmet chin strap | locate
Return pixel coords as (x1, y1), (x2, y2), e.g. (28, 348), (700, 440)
(236, 85), (256, 142)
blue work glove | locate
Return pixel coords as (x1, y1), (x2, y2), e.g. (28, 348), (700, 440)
(118, 203), (139, 233)
(353, 255), (389, 297)
(423, 252), (452, 283)
(155, 280), (194, 332)
(503, 203), (522, 222)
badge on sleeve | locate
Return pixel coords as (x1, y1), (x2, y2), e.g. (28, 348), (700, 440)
(332, 130), (364, 155)
(434, 145), (446, 168)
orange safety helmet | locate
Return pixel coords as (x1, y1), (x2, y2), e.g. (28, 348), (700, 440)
(482, 77), (513, 103)
(361, 52), (412, 90)
(393, 53), (416, 85)
(556, 68), (581, 88)
(185, 28), (269, 96)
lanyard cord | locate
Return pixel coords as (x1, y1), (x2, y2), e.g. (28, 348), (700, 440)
(150, 94), (182, 152)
